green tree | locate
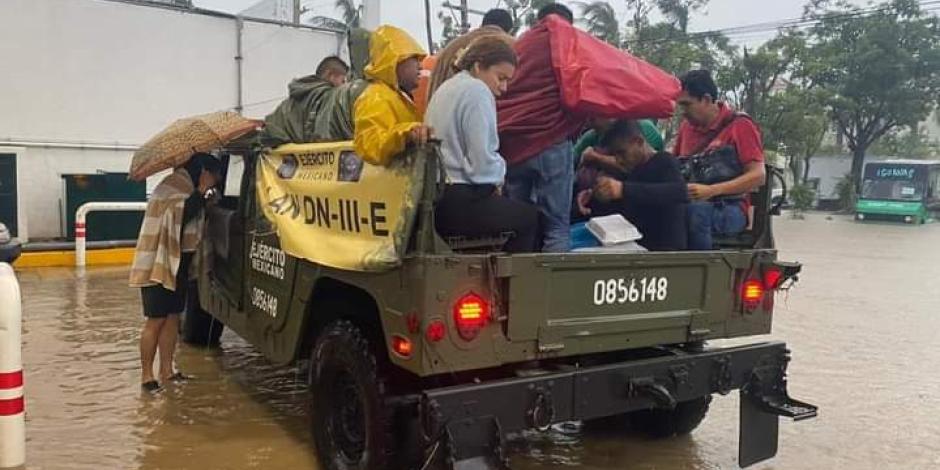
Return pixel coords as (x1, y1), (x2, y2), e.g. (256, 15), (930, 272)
(334, 0), (360, 27)
(625, 0), (655, 36)
(308, 0), (359, 30)
(761, 88), (830, 184)
(655, 0), (707, 33)
(576, 1), (621, 45)
(718, 32), (804, 117)
(436, 11), (461, 49)
(800, 0), (940, 188)
(869, 126), (940, 159)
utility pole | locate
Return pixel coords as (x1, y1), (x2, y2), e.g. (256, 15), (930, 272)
(441, 1), (484, 33)
(459, 0), (470, 33)
(292, 0), (301, 25)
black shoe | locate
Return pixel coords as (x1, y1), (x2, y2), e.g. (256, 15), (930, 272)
(141, 380), (163, 394)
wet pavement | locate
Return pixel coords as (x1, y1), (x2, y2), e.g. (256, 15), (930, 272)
(14, 214), (940, 470)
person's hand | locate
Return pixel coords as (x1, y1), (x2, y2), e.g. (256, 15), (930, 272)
(408, 125), (432, 146)
(687, 183), (717, 201)
(198, 170), (215, 194)
(594, 176), (623, 202)
(576, 189), (593, 216)
(580, 147), (599, 167)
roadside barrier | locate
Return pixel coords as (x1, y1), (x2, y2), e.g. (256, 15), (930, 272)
(0, 263), (24, 468)
(75, 202), (147, 267)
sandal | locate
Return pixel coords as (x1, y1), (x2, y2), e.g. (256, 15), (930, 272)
(168, 372), (193, 383)
(141, 380), (163, 394)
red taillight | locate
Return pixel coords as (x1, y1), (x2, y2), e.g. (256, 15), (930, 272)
(425, 319), (446, 343)
(764, 268), (783, 290)
(453, 292), (489, 341)
(742, 279), (764, 310)
(391, 335), (413, 358)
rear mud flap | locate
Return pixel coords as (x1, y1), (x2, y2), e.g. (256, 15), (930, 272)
(739, 369), (818, 467)
(445, 417), (506, 470)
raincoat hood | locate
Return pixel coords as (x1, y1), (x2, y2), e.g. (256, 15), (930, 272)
(364, 25), (426, 89)
(288, 75), (331, 99)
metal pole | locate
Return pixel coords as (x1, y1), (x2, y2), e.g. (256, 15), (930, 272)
(424, 0), (435, 53)
(0, 263), (24, 469)
(75, 202), (148, 267)
(459, 0), (470, 33)
(235, 16), (244, 115)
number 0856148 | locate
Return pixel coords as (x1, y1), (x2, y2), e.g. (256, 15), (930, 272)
(593, 277), (669, 306)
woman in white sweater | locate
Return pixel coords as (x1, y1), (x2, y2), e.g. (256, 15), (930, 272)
(425, 37), (538, 252)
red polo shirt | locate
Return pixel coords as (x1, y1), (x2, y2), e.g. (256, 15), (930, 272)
(673, 102), (764, 165)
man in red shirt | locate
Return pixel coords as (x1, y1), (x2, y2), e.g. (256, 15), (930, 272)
(673, 70), (766, 249)
(497, 3), (583, 252)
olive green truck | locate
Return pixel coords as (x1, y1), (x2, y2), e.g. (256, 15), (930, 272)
(186, 146), (816, 470)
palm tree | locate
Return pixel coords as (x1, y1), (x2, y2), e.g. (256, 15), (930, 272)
(576, 1), (621, 46)
(655, 0), (706, 33)
(334, 0), (360, 28)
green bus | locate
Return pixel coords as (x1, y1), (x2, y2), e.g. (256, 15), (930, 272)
(856, 160), (940, 224)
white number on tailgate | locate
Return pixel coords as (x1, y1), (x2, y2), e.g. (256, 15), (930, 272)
(593, 277), (669, 305)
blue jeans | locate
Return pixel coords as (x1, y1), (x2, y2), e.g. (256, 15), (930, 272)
(687, 200), (747, 250)
(505, 141), (574, 252)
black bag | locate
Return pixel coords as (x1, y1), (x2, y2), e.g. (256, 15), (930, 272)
(678, 112), (754, 185)
(679, 145), (743, 185)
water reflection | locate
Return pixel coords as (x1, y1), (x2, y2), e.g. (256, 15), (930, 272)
(17, 214), (940, 469)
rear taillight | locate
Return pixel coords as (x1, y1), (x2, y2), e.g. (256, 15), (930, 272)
(391, 335), (413, 358)
(742, 279), (764, 310)
(764, 268), (783, 290)
(454, 292), (489, 341)
(425, 319), (446, 343)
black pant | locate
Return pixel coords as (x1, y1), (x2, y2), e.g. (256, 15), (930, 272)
(435, 184), (539, 253)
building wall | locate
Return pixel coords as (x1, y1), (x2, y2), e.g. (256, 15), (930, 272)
(0, 0), (345, 240)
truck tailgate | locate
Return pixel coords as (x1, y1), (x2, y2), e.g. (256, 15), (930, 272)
(499, 252), (743, 353)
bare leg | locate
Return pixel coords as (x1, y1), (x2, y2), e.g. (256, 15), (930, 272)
(140, 318), (166, 384)
(157, 313), (181, 382)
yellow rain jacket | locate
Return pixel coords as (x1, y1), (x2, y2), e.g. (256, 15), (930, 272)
(354, 25), (427, 166)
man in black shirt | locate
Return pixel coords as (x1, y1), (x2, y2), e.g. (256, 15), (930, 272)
(575, 119), (689, 251)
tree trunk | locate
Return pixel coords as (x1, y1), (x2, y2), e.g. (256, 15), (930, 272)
(802, 155), (812, 185)
(850, 145), (866, 191)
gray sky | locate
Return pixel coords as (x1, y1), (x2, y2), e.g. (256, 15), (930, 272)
(194, 0), (868, 48)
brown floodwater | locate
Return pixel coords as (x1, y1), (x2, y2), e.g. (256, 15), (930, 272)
(14, 214), (940, 470)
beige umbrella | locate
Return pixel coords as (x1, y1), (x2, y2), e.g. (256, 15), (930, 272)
(129, 111), (262, 181)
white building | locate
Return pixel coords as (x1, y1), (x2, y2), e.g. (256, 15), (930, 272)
(0, 0), (346, 241)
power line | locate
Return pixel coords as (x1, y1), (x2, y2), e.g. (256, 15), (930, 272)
(625, 0), (940, 47)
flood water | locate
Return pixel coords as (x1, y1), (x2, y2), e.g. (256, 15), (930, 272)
(14, 214), (940, 470)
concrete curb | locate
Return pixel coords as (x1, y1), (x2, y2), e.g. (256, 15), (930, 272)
(13, 248), (134, 268)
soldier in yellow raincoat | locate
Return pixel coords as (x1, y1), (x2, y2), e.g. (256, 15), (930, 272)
(353, 25), (432, 166)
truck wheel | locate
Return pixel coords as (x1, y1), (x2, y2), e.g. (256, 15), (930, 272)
(310, 320), (392, 470)
(181, 284), (223, 347)
(630, 395), (712, 438)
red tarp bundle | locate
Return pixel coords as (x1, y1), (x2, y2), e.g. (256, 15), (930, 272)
(545, 16), (680, 119)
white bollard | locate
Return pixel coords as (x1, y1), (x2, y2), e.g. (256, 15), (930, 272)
(75, 202), (148, 267)
(0, 263), (24, 468)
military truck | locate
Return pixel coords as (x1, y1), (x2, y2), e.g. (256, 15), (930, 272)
(186, 143), (816, 470)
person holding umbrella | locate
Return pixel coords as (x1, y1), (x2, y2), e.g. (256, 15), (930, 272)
(129, 153), (222, 393)
(128, 111), (258, 392)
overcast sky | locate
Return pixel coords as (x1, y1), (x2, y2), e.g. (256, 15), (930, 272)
(193, 0), (869, 48)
